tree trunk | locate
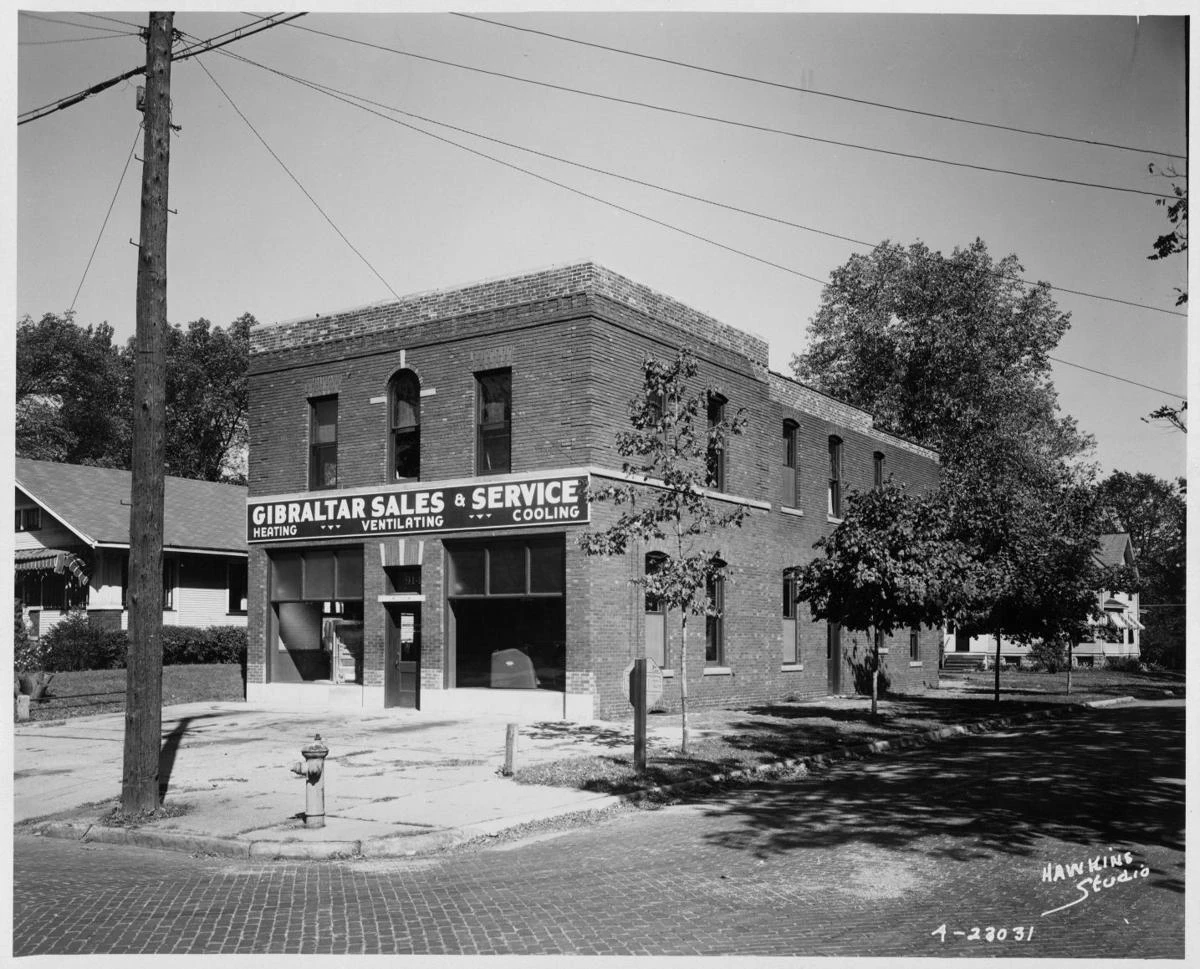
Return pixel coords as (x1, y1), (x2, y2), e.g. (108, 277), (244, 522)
(122, 10), (173, 815)
(679, 613), (690, 755)
(1066, 637), (1074, 696)
(994, 631), (1002, 705)
(871, 627), (879, 717)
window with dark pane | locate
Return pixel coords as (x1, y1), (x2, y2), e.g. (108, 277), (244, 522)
(309, 395), (338, 490)
(828, 435), (843, 517)
(476, 368), (512, 474)
(389, 369), (421, 481)
(706, 392), (727, 491)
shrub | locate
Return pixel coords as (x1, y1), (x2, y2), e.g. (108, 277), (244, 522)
(14, 598), (42, 673)
(1026, 639), (1068, 673)
(1104, 656), (1145, 674)
(160, 625), (246, 666)
(39, 611), (127, 672)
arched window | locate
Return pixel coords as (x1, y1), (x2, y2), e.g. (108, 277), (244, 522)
(389, 370), (420, 481)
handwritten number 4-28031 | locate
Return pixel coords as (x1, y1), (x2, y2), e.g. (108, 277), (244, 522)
(931, 924), (1034, 943)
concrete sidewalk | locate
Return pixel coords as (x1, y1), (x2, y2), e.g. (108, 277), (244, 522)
(14, 702), (670, 859)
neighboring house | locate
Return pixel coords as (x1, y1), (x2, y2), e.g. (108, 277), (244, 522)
(943, 532), (1143, 668)
(246, 262), (942, 719)
(14, 458), (249, 639)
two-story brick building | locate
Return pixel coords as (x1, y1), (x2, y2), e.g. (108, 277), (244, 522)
(246, 263), (940, 720)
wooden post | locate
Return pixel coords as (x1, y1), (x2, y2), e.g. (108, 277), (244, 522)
(632, 657), (647, 773)
(122, 10), (173, 815)
(503, 723), (519, 777)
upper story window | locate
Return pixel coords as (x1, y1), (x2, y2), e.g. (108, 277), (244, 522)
(389, 369), (421, 481)
(309, 395), (338, 490)
(828, 435), (843, 518)
(15, 507), (42, 531)
(782, 419), (799, 507)
(705, 559), (727, 666)
(706, 393), (728, 491)
(909, 627), (920, 661)
(873, 451), (886, 490)
(476, 369), (512, 475)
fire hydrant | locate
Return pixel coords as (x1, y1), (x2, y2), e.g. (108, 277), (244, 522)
(290, 733), (329, 828)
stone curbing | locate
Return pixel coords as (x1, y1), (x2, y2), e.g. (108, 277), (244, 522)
(28, 702), (1092, 860)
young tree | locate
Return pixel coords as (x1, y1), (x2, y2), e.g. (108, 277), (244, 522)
(791, 483), (978, 715)
(579, 351), (748, 754)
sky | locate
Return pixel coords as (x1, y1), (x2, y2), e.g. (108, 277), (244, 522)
(11, 5), (1190, 483)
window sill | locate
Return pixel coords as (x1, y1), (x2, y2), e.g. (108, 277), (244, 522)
(703, 666), (732, 676)
(780, 663), (803, 672)
(909, 661), (923, 668)
(827, 515), (844, 525)
(659, 668), (675, 678)
(780, 506), (804, 518)
(227, 611), (248, 618)
(878, 648), (889, 655)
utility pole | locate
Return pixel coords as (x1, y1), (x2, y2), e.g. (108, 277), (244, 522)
(122, 10), (174, 814)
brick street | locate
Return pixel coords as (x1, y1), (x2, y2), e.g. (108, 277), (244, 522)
(13, 702), (1184, 957)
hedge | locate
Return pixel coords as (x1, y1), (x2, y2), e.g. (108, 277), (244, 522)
(35, 612), (247, 672)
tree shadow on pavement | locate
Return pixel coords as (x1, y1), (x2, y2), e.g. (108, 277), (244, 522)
(692, 705), (1185, 872)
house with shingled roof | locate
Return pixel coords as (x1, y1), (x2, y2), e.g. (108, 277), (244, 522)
(14, 458), (248, 639)
(943, 532), (1143, 670)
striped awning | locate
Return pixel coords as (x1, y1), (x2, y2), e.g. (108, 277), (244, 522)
(14, 548), (90, 584)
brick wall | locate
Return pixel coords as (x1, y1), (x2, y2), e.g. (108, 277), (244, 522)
(246, 263), (942, 717)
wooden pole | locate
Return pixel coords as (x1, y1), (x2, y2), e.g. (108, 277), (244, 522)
(632, 657), (647, 773)
(122, 10), (173, 814)
(503, 723), (519, 777)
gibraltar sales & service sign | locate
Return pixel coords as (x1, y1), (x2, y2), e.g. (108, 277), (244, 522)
(248, 473), (589, 543)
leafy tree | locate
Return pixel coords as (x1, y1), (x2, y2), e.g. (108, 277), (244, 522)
(157, 314), (252, 483)
(791, 238), (1092, 473)
(1147, 163), (1187, 305)
(16, 312), (130, 467)
(16, 311), (253, 483)
(1096, 472), (1186, 604)
(579, 351), (748, 754)
(791, 483), (978, 715)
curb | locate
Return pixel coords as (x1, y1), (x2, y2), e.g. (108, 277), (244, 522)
(1082, 695), (1136, 708)
(27, 702), (1087, 860)
(620, 703), (1081, 802)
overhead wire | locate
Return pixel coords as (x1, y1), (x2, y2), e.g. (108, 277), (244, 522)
(70, 123), (144, 313)
(212, 45), (1186, 320)
(78, 13), (148, 32)
(18, 12), (138, 35)
(17, 13), (303, 126)
(454, 13), (1187, 162)
(20, 35), (138, 47)
(282, 19), (1179, 201)
(202, 44), (1184, 399)
(192, 55), (402, 301)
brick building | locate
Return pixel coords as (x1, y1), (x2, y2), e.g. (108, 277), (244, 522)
(246, 263), (940, 720)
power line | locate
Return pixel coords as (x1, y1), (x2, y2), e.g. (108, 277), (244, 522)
(71, 123), (143, 313)
(210, 46), (1183, 400)
(1046, 356), (1184, 398)
(173, 13), (305, 61)
(284, 20), (1178, 202)
(20, 35), (137, 47)
(204, 47), (827, 286)
(78, 13), (147, 32)
(17, 13), (304, 126)
(455, 13), (1188, 162)
(18, 12), (137, 35)
(193, 56), (402, 302)
(215, 46), (1186, 320)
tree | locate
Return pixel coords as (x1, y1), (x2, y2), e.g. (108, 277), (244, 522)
(1145, 163), (1187, 427)
(579, 351), (748, 754)
(791, 483), (978, 715)
(1096, 471), (1186, 668)
(156, 314), (252, 482)
(791, 238), (1092, 473)
(16, 311), (253, 483)
(16, 312), (131, 467)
